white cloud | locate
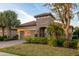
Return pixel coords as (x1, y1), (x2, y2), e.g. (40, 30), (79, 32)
(13, 9), (36, 24)
(0, 8), (36, 24)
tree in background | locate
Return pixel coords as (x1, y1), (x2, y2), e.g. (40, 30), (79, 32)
(73, 27), (79, 39)
(45, 3), (78, 40)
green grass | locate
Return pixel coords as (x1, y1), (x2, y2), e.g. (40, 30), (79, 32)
(0, 43), (79, 56)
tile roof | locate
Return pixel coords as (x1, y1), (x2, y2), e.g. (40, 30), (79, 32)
(19, 21), (36, 27)
(34, 13), (55, 19)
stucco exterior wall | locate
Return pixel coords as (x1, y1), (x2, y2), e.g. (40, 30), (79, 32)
(17, 26), (37, 39)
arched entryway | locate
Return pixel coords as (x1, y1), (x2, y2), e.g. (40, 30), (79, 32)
(39, 27), (46, 37)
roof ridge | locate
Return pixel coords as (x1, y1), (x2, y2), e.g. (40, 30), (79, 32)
(19, 21), (36, 27)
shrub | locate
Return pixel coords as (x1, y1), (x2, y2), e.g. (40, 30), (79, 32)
(48, 37), (65, 47)
(26, 36), (60, 47)
(26, 36), (79, 49)
(47, 36), (57, 46)
(0, 35), (18, 41)
(73, 28), (79, 38)
(0, 35), (8, 41)
(73, 27), (79, 39)
(77, 41), (79, 49)
(5, 36), (12, 41)
(5, 35), (18, 41)
(57, 39), (65, 47)
(26, 37), (33, 43)
(3, 35), (8, 41)
(72, 35), (78, 39)
(0, 36), (4, 41)
(11, 35), (18, 40)
(72, 39), (79, 49)
(63, 40), (70, 48)
(40, 37), (48, 44)
(70, 39), (78, 49)
(31, 37), (40, 43)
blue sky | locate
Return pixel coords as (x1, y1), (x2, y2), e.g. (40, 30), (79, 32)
(0, 3), (79, 27)
(0, 3), (50, 23)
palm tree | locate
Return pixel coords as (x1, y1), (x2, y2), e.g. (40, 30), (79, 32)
(3, 10), (20, 36)
(47, 22), (64, 39)
(0, 12), (7, 36)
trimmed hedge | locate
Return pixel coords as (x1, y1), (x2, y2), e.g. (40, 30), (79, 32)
(0, 35), (18, 41)
(26, 37), (48, 44)
(26, 37), (58, 46)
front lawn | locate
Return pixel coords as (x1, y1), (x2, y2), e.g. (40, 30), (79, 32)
(0, 43), (79, 56)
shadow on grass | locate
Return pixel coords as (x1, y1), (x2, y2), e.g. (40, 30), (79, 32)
(75, 54), (79, 56)
(23, 42), (78, 51)
(23, 42), (47, 45)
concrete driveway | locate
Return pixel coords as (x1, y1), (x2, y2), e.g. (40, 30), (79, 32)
(0, 52), (17, 56)
(0, 40), (25, 48)
(0, 40), (25, 56)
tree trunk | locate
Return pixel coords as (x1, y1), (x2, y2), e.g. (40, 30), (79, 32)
(2, 27), (5, 36)
(64, 28), (69, 40)
(8, 27), (11, 37)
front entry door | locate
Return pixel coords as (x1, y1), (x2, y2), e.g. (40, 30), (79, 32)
(19, 31), (24, 40)
(39, 27), (46, 37)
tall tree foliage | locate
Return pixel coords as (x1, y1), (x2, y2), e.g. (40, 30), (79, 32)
(0, 12), (7, 36)
(45, 3), (78, 40)
(3, 10), (20, 36)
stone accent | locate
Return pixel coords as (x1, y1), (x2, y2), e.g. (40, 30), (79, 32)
(36, 15), (54, 37)
(36, 16), (53, 28)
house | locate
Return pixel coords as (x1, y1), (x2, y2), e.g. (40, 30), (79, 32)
(0, 27), (17, 37)
(17, 13), (55, 39)
(17, 13), (73, 40)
